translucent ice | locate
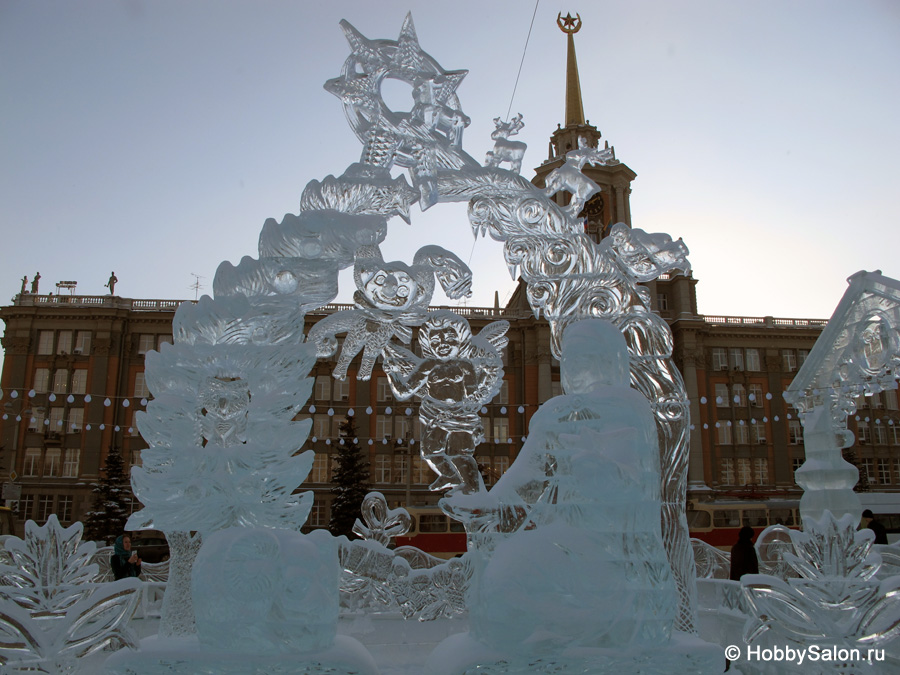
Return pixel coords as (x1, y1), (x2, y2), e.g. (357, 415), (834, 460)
(450, 319), (676, 652)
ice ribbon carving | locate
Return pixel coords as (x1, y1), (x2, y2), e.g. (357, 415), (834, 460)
(739, 272), (900, 664)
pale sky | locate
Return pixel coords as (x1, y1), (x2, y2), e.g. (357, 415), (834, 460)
(2, 1), (898, 331)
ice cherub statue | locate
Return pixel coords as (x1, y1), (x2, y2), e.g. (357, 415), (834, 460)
(308, 245), (473, 380)
(382, 310), (508, 494)
(446, 318), (676, 654)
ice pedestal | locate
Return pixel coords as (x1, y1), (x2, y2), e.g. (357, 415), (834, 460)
(424, 630), (723, 675)
(104, 528), (378, 675)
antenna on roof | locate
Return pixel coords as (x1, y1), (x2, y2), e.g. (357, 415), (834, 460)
(189, 273), (205, 301)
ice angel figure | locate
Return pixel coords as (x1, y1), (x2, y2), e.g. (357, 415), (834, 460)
(308, 245), (472, 380)
(383, 311), (508, 495)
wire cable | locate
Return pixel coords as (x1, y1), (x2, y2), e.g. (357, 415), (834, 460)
(506, 0), (541, 121)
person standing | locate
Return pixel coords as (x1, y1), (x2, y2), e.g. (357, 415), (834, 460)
(111, 533), (142, 580)
(730, 526), (759, 581)
(862, 509), (888, 545)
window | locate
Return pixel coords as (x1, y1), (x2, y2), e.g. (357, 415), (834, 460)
(892, 426), (900, 445)
(752, 421), (767, 444)
(57, 495), (74, 522)
(412, 455), (430, 484)
(374, 455), (391, 483)
(18, 495), (34, 521)
(313, 415), (330, 439)
(732, 384), (746, 407)
(792, 457), (804, 480)
(37, 331), (54, 355)
(49, 407), (65, 431)
(138, 334), (156, 354)
(861, 459), (876, 484)
(62, 449), (80, 477)
(729, 348), (744, 371)
(68, 408), (83, 433)
(885, 389), (898, 410)
(56, 331), (72, 355)
(895, 459), (900, 484)
(28, 410), (44, 432)
(713, 508), (739, 527)
(394, 416), (412, 440)
(733, 423), (749, 445)
(37, 495), (54, 522)
(874, 426), (888, 445)
(782, 350), (797, 372)
(712, 348), (728, 371)
(33, 368), (50, 392)
(157, 334), (173, 349)
(308, 502), (326, 527)
(377, 377), (392, 402)
(52, 369), (68, 394)
(315, 376), (331, 401)
(24, 448), (41, 477)
(394, 455), (408, 484)
(877, 459), (891, 485)
(744, 509), (767, 527)
(550, 380), (563, 398)
(770, 508), (794, 526)
(717, 423), (732, 445)
(133, 372), (149, 398)
(857, 424), (871, 444)
(494, 380), (509, 405)
(686, 510), (711, 528)
(492, 418), (509, 443)
(715, 383), (729, 407)
(656, 293), (668, 311)
(310, 453), (329, 482)
(334, 378), (350, 401)
(798, 349), (809, 368)
(45, 448), (61, 477)
(748, 384), (763, 407)
(71, 370), (87, 395)
(871, 393), (883, 409)
(75, 331), (91, 354)
(720, 458), (735, 484)
(495, 455), (509, 478)
(789, 420), (804, 445)
(376, 415), (391, 441)
(753, 458), (769, 484)
(737, 458), (752, 485)
(745, 349), (761, 372)
(419, 514), (448, 533)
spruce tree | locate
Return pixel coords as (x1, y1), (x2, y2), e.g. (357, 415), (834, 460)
(329, 414), (370, 538)
(83, 446), (134, 544)
(843, 448), (870, 492)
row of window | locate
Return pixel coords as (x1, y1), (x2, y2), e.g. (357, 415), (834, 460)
(36, 330), (92, 356)
(715, 421), (768, 445)
(856, 424), (900, 445)
(306, 452), (511, 486)
(22, 447), (81, 478)
(137, 334), (173, 354)
(719, 457), (769, 486)
(26, 407), (85, 433)
(305, 414), (513, 443)
(860, 457), (900, 486)
(857, 391), (900, 410)
(710, 348), (810, 373)
(16, 494), (75, 523)
(32, 368), (88, 395)
(713, 383), (766, 407)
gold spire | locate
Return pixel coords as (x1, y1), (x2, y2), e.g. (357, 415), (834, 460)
(557, 12), (585, 127)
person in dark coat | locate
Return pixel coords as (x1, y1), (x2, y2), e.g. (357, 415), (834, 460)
(729, 525), (759, 581)
(111, 534), (142, 580)
(862, 509), (888, 545)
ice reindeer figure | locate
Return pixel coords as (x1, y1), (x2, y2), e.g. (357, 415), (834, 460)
(735, 271), (900, 674)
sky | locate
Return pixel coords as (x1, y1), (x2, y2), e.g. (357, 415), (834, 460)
(1, 0), (898, 328)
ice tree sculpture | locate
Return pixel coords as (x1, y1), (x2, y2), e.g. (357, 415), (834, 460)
(383, 310), (508, 495)
(0, 516), (141, 674)
(739, 271), (900, 671)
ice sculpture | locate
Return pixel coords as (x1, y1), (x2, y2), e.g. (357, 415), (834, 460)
(736, 271), (900, 669)
(383, 310), (508, 494)
(308, 244), (473, 380)
(0, 516), (141, 674)
(484, 114), (527, 173)
(452, 319), (675, 648)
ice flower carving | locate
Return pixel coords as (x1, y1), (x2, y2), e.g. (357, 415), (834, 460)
(0, 516), (140, 674)
(352, 492), (412, 546)
(129, 341), (317, 534)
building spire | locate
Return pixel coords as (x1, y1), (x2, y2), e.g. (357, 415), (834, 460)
(557, 12), (585, 127)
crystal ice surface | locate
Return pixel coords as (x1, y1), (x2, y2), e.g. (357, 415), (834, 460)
(454, 319), (676, 654)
